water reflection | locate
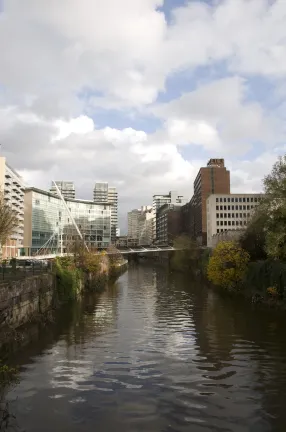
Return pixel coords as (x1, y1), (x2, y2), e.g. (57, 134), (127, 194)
(3, 265), (286, 431)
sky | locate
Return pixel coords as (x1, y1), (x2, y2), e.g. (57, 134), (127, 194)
(0, 0), (285, 232)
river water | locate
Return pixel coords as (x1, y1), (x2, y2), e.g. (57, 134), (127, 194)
(4, 264), (286, 431)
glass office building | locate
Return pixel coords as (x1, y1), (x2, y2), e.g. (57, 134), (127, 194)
(24, 187), (111, 255)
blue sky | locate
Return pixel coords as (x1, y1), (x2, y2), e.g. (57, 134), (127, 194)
(0, 0), (285, 229)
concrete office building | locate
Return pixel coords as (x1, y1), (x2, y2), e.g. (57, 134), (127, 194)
(128, 206), (153, 245)
(50, 181), (75, 200)
(156, 204), (183, 245)
(93, 182), (118, 244)
(24, 187), (111, 255)
(191, 159), (230, 245)
(138, 207), (153, 246)
(0, 157), (25, 258)
(206, 193), (264, 248)
(127, 208), (141, 240)
(152, 192), (187, 241)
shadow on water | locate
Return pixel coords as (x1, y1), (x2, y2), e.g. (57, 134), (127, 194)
(2, 264), (286, 431)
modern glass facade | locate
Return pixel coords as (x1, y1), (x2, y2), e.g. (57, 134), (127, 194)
(24, 188), (111, 255)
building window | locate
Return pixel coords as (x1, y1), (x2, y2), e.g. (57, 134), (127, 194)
(217, 229), (219, 233)
(228, 205), (230, 210)
(243, 205), (246, 210)
(232, 213), (235, 218)
(220, 198), (223, 202)
(216, 213), (219, 218)
(243, 198), (246, 202)
(220, 221), (223, 226)
(247, 205), (249, 210)
(217, 221), (220, 226)
(228, 213), (231, 218)
(224, 205), (227, 210)
(224, 213), (227, 218)
(216, 205), (219, 210)
(231, 198), (234, 202)
(247, 197), (249, 202)
(220, 213), (223, 218)
(235, 198), (238, 202)
(35, 199), (40, 205)
(251, 198), (253, 202)
(224, 198), (226, 202)
(220, 206), (223, 210)
(227, 198), (230, 202)
(232, 221), (235, 225)
(228, 221), (231, 226)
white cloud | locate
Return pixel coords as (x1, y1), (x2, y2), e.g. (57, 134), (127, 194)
(0, 0), (286, 231)
(153, 76), (278, 155)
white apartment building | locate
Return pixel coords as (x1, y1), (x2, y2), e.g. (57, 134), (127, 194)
(152, 191), (187, 241)
(0, 156), (25, 258)
(127, 206), (153, 244)
(50, 181), (75, 200)
(138, 207), (153, 245)
(128, 208), (141, 239)
(206, 193), (264, 248)
(94, 182), (118, 244)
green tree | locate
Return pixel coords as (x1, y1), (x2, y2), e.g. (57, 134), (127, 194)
(239, 208), (268, 261)
(207, 241), (250, 290)
(263, 154), (286, 260)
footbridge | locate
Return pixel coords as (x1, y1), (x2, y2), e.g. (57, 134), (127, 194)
(16, 245), (178, 261)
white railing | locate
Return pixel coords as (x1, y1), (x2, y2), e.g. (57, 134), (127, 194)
(17, 247), (177, 260)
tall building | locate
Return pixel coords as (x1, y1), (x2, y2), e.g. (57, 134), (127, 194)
(0, 157), (25, 258)
(156, 203), (183, 245)
(191, 158), (230, 245)
(93, 182), (118, 244)
(206, 193), (263, 248)
(128, 208), (141, 239)
(50, 181), (75, 200)
(93, 182), (109, 203)
(128, 206), (153, 245)
(24, 187), (111, 255)
(152, 191), (187, 242)
(138, 207), (153, 246)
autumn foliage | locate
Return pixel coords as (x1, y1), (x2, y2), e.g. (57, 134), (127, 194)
(207, 241), (250, 290)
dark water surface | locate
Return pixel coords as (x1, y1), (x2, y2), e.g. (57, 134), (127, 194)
(4, 264), (286, 431)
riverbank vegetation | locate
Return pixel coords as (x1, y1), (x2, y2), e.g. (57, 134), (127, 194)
(54, 242), (126, 301)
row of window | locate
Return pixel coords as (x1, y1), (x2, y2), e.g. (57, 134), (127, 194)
(215, 196), (261, 203)
(34, 198), (108, 212)
(217, 220), (247, 227)
(216, 205), (255, 211)
(216, 213), (249, 219)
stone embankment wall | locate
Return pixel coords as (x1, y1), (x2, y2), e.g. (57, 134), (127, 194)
(0, 274), (54, 329)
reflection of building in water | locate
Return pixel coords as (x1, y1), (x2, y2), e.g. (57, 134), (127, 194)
(24, 187), (111, 255)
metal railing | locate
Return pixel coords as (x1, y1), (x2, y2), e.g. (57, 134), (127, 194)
(0, 261), (52, 283)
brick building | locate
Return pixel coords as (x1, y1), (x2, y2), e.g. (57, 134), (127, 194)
(191, 158), (230, 245)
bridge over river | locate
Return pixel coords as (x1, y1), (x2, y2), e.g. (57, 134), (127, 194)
(16, 245), (179, 261)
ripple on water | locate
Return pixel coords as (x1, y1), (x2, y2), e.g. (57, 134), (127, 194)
(5, 266), (286, 432)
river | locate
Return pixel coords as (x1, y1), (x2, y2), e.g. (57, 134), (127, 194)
(3, 264), (286, 431)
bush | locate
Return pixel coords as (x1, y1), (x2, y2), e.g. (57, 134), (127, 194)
(207, 241), (250, 290)
(54, 257), (82, 301)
